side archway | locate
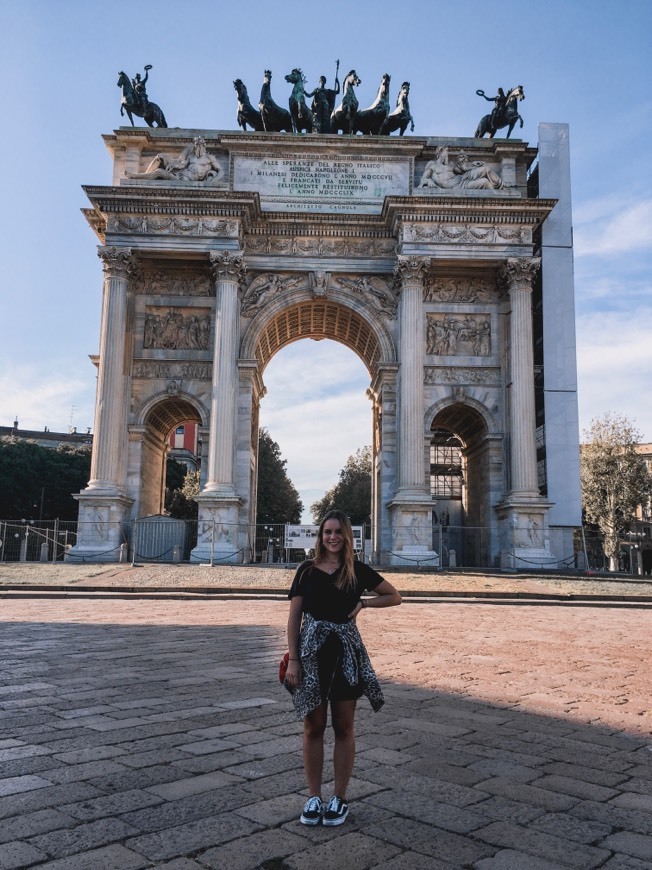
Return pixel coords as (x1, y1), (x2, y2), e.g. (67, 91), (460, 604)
(130, 393), (208, 517)
(426, 399), (501, 566)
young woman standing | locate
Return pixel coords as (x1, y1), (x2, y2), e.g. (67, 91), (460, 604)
(285, 510), (401, 826)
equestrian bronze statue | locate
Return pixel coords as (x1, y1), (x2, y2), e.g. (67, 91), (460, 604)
(475, 86), (525, 138)
(117, 65), (167, 128)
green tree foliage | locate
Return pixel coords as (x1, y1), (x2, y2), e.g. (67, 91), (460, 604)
(165, 458), (200, 520)
(0, 437), (91, 521)
(256, 429), (303, 524)
(580, 413), (652, 570)
(311, 446), (372, 525)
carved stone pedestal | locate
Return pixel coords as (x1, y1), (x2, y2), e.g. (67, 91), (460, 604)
(191, 494), (245, 564)
(67, 493), (134, 563)
(388, 501), (439, 567)
(496, 498), (556, 570)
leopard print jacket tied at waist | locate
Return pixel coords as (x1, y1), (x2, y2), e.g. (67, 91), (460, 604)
(289, 612), (385, 719)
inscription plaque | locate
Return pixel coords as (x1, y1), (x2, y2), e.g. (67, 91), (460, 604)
(232, 154), (411, 214)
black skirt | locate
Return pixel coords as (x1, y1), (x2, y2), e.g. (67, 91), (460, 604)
(317, 632), (363, 702)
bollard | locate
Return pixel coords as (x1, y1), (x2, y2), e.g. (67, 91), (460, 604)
(40, 542), (49, 562)
(172, 544), (182, 563)
(449, 549), (456, 568)
(119, 543), (129, 563)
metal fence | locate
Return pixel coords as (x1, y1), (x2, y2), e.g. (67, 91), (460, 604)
(0, 517), (647, 574)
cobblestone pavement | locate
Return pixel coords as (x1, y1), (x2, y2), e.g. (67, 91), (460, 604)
(1, 597), (651, 869)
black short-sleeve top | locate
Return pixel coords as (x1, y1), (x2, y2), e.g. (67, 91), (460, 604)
(288, 560), (384, 624)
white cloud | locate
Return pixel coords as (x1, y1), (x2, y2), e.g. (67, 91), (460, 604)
(574, 198), (652, 257)
(0, 362), (96, 435)
(576, 308), (652, 441)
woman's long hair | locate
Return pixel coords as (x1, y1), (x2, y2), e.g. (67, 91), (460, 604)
(313, 509), (356, 590)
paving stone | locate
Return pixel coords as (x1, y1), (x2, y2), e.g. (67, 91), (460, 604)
(0, 783), (103, 822)
(474, 776), (580, 812)
(533, 773), (619, 801)
(608, 791), (652, 812)
(200, 828), (310, 869)
(28, 817), (140, 859)
(29, 844), (150, 869)
(600, 855), (652, 869)
(530, 811), (614, 843)
(474, 849), (564, 869)
(598, 832), (652, 862)
(539, 760), (630, 788)
(145, 770), (243, 800)
(0, 840), (48, 869)
(124, 813), (262, 861)
(60, 788), (164, 821)
(0, 809), (75, 846)
(371, 852), (451, 869)
(473, 820), (611, 868)
(0, 774), (53, 797)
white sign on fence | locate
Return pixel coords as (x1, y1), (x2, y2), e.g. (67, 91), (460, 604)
(285, 524), (363, 551)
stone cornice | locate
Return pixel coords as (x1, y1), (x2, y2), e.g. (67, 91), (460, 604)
(383, 196), (557, 231)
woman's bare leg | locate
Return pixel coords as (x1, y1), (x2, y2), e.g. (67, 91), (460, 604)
(331, 699), (357, 798)
(303, 702), (327, 795)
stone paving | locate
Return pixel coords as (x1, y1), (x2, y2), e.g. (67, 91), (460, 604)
(1, 595), (651, 869)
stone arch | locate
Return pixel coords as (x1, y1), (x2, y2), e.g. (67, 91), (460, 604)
(130, 393), (208, 518)
(426, 398), (501, 567)
(241, 294), (396, 375)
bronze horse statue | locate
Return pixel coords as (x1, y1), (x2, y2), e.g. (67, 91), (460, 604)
(117, 71), (167, 127)
(258, 70), (293, 133)
(284, 68), (312, 133)
(352, 72), (391, 135)
(475, 85), (525, 138)
(330, 70), (361, 134)
(233, 79), (264, 131)
(380, 81), (414, 136)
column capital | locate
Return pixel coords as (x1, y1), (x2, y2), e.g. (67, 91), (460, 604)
(209, 250), (246, 285)
(394, 255), (431, 291)
(97, 246), (135, 279)
(499, 257), (541, 293)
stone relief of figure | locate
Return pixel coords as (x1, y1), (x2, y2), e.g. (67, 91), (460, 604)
(126, 137), (223, 183)
(143, 309), (212, 350)
(426, 316), (491, 356)
(419, 145), (504, 191)
(424, 277), (495, 304)
(335, 276), (398, 318)
(241, 273), (304, 316)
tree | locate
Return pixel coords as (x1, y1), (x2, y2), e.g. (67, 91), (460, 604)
(580, 413), (652, 571)
(311, 446), (372, 525)
(165, 458), (200, 520)
(0, 437), (91, 521)
(256, 429), (302, 524)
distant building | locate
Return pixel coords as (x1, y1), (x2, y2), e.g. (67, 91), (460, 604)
(0, 419), (93, 449)
(168, 421), (200, 471)
(627, 443), (652, 574)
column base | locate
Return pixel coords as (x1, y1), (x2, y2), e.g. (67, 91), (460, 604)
(496, 497), (557, 571)
(387, 497), (439, 567)
(67, 492), (134, 563)
(191, 493), (245, 564)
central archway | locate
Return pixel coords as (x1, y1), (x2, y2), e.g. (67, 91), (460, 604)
(240, 296), (397, 554)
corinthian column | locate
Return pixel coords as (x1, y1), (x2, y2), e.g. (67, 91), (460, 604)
(387, 256), (438, 567)
(394, 256), (431, 496)
(86, 246), (134, 495)
(202, 250), (246, 494)
(500, 257), (541, 496)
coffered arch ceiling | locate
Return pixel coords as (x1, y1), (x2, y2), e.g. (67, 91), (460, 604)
(253, 301), (388, 375)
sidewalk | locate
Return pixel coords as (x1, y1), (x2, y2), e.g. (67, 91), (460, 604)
(1, 596), (651, 868)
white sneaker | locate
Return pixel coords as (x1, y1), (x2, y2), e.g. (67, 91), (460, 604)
(323, 795), (349, 826)
(300, 795), (323, 825)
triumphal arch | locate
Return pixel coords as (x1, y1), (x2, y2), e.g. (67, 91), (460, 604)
(70, 121), (581, 568)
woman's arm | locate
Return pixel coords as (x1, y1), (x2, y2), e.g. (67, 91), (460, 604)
(285, 595), (303, 687)
(349, 578), (401, 618)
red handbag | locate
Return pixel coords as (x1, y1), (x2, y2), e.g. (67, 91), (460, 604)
(279, 651), (290, 683)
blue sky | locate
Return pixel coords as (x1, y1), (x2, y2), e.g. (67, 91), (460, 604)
(1, 0), (651, 519)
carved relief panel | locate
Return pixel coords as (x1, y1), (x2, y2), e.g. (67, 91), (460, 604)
(424, 277), (497, 304)
(132, 266), (213, 297)
(143, 307), (212, 350)
(426, 314), (491, 356)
